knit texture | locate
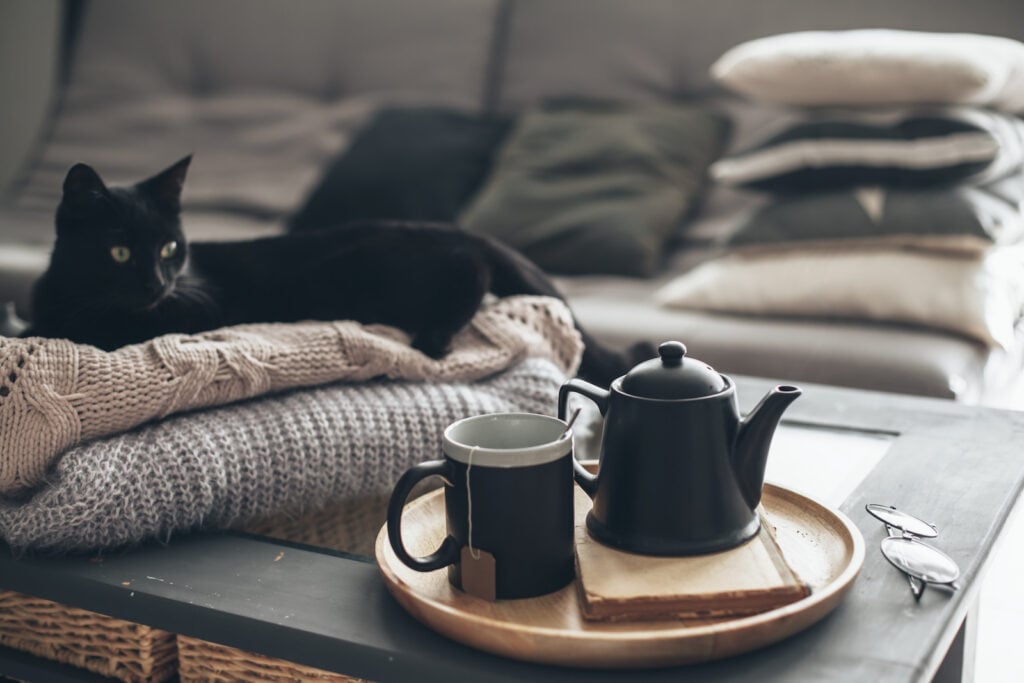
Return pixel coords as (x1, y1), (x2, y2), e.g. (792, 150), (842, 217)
(0, 358), (567, 553)
(0, 296), (582, 495)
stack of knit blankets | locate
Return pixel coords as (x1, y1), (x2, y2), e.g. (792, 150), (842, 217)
(656, 29), (1024, 350)
(0, 296), (582, 553)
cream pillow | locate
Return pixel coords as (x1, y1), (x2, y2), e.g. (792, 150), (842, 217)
(711, 30), (1024, 111)
(654, 248), (1024, 349)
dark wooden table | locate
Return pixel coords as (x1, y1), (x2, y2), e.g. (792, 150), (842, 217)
(1, 376), (1023, 682)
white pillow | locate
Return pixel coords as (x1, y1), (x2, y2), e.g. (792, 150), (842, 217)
(654, 247), (1024, 349)
(711, 30), (1024, 111)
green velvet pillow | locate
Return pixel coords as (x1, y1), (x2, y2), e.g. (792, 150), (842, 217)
(459, 102), (730, 276)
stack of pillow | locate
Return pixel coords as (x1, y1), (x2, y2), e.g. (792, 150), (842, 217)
(655, 30), (1024, 349)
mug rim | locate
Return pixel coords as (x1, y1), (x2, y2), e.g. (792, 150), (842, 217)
(443, 412), (572, 468)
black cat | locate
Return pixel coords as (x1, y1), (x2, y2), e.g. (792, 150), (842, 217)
(25, 157), (645, 385)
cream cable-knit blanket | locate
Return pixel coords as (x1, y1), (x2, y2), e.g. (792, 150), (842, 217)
(0, 296), (582, 495)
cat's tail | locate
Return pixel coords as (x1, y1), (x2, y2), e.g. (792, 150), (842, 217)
(478, 236), (653, 386)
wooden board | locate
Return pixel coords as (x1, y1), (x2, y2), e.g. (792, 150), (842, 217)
(575, 509), (810, 622)
(375, 483), (864, 669)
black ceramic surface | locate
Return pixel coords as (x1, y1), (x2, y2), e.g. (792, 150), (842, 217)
(596, 379), (759, 554)
(387, 453), (575, 600)
(559, 372), (800, 556)
(565, 378), (757, 555)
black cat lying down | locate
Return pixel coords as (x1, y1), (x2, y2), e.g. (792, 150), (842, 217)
(25, 157), (646, 385)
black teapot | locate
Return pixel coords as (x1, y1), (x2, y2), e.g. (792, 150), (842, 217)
(558, 341), (800, 556)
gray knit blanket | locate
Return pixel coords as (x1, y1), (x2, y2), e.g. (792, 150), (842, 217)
(0, 358), (566, 553)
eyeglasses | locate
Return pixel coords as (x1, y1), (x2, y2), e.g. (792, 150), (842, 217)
(865, 504), (961, 601)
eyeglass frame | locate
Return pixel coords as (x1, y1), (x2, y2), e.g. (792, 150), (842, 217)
(865, 504), (961, 601)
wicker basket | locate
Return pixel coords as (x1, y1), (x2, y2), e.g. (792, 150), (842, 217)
(242, 492), (391, 556)
(0, 590), (178, 682)
(177, 634), (368, 682)
(243, 483), (441, 556)
(0, 493), (418, 682)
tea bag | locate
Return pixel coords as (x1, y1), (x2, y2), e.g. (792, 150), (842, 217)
(460, 546), (497, 601)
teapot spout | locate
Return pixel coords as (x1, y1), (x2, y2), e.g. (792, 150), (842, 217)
(734, 385), (802, 509)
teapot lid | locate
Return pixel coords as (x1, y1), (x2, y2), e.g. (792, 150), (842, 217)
(619, 341), (727, 399)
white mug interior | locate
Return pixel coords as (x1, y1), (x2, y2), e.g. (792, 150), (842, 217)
(443, 412), (571, 468)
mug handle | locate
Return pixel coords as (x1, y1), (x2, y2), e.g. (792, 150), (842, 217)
(558, 379), (610, 499)
(387, 459), (462, 572)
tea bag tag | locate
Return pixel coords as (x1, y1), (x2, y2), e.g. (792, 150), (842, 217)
(460, 547), (497, 601)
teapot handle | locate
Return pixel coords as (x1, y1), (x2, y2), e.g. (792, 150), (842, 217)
(558, 379), (610, 499)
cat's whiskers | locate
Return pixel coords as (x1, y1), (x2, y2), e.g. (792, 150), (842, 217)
(165, 278), (218, 316)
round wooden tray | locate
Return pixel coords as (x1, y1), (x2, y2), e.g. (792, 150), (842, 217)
(375, 483), (864, 669)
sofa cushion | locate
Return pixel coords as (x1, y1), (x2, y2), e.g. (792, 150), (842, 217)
(460, 101), (729, 276)
(0, 246), (48, 320)
(654, 247), (1024, 349)
(711, 30), (1024, 110)
(288, 108), (511, 230)
(721, 181), (1024, 255)
(556, 272), (1004, 402)
(0, 205), (59, 317)
(711, 108), (1024, 191)
(11, 0), (501, 219)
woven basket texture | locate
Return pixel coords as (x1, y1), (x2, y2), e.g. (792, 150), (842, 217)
(0, 590), (177, 682)
(243, 494), (388, 557)
(0, 490), (435, 681)
(244, 482), (441, 556)
(177, 635), (367, 682)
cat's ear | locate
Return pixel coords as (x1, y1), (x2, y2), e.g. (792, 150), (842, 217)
(62, 163), (109, 205)
(138, 155), (192, 214)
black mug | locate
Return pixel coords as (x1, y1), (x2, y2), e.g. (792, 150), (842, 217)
(386, 412), (575, 600)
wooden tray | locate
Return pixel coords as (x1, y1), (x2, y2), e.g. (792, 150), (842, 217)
(375, 483), (864, 669)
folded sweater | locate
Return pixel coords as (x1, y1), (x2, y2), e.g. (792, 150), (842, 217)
(0, 296), (582, 495)
(0, 357), (568, 553)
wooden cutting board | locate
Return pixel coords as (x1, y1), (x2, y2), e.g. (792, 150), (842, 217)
(575, 509), (811, 622)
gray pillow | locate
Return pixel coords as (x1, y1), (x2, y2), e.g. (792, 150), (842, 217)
(459, 102), (730, 276)
(725, 175), (1024, 254)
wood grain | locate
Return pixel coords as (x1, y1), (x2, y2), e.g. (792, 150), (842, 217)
(575, 508), (809, 622)
(375, 483), (864, 669)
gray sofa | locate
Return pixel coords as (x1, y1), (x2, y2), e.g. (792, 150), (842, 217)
(4, 0), (1024, 405)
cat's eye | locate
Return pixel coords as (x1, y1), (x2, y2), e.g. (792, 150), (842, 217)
(160, 241), (178, 259)
(110, 246), (131, 263)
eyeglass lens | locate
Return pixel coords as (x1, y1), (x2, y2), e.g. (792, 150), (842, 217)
(880, 536), (960, 584)
(865, 504), (938, 538)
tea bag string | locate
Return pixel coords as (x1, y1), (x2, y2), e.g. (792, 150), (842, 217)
(466, 445), (481, 560)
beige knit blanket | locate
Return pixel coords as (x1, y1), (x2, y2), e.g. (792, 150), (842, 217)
(0, 296), (582, 495)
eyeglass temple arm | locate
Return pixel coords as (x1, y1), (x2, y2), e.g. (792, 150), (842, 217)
(886, 524), (927, 600)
